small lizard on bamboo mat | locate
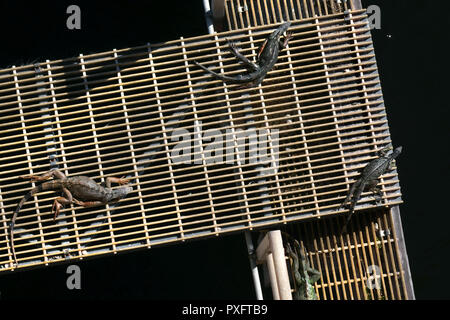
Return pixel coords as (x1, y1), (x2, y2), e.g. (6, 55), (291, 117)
(339, 145), (402, 233)
(193, 21), (293, 88)
(9, 169), (132, 265)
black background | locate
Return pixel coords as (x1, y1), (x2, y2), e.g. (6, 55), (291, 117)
(0, 0), (448, 300)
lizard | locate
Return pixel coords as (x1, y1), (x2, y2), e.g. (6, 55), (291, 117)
(338, 145), (403, 233)
(9, 168), (133, 265)
(193, 21), (293, 88)
(285, 239), (321, 300)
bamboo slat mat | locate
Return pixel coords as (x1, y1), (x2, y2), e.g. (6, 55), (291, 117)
(0, 9), (402, 272)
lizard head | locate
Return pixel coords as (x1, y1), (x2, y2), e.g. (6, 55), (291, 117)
(108, 185), (133, 202)
(378, 145), (402, 159)
(392, 146), (402, 158)
(378, 144), (393, 156)
(269, 21), (291, 41)
(394, 146), (403, 153)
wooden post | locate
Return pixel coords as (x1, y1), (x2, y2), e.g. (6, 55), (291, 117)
(256, 230), (292, 300)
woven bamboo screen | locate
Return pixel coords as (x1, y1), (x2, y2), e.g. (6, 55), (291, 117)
(224, 0), (361, 30)
(0, 9), (402, 272)
(283, 208), (410, 300)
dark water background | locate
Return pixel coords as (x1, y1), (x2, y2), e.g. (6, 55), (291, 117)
(0, 0), (447, 299)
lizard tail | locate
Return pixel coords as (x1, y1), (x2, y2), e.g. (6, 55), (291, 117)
(193, 61), (253, 84)
(9, 181), (55, 265)
(340, 207), (354, 234)
(338, 180), (358, 211)
(340, 185), (363, 234)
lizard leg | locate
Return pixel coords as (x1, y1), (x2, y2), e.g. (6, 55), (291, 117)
(226, 39), (260, 72)
(388, 160), (397, 170)
(367, 179), (383, 203)
(73, 200), (105, 207)
(339, 179), (360, 210)
(377, 144), (393, 157)
(105, 176), (130, 188)
(279, 32), (293, 49)
(256, 38), (268, 60)
(52, 187), (73, 220)
(307, 267), (322, 283)
(20, 168), (66, 182)
(52, 198), (67, 220)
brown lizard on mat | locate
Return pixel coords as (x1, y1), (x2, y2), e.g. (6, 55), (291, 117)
(10, 169), (133, 265)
